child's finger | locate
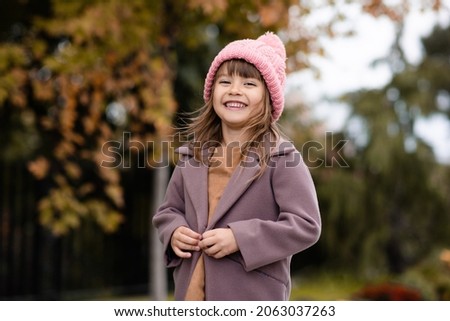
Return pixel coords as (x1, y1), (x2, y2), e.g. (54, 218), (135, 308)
(198, 236), (215, 250)
(171, 226), (201, 258)
(172, 246), (192, 259)
(177, 233), (200, 247)
(178, 226), (202, 240)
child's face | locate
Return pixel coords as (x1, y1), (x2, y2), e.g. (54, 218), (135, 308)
(212, 65), (265, 133)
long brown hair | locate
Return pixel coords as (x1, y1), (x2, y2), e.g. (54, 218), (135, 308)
(181, 59), (284, 175)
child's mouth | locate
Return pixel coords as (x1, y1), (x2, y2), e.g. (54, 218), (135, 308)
(225, 102), (247, 110)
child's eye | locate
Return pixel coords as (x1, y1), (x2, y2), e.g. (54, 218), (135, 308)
(244, 82), (257, 86)
(218, 80), (231, 85)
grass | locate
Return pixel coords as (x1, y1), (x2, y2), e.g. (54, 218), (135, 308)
(289, 272), (364, 301)
(90, 272), (365, 301)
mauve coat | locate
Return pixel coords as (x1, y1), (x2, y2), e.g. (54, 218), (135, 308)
(152, 140), (321, 300)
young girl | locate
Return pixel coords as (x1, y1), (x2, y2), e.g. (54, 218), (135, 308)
(152, 32), (321, 301)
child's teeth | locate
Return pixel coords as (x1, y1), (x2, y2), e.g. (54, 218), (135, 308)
(227, 102), (245, 108)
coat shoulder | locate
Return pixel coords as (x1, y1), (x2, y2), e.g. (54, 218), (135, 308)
(269, 138), (297, 157)
(175, 143), (193, 156)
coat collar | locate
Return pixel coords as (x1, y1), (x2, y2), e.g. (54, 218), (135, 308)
(176, 136), (296, 230)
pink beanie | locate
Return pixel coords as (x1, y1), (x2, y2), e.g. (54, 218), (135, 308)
(203, 32), (287, 122)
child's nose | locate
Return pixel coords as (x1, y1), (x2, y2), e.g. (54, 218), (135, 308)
(228, 82), (242, 95)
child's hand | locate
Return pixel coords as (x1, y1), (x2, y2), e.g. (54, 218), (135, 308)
(200, 228), (239, 259)
(171, 226), (202, 259)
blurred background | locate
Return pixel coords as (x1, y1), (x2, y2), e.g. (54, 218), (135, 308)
(0, 0), (449, 301)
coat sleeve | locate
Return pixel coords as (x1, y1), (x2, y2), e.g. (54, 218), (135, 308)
(152, 164), (188, 268)
(228, 152), (321, 271)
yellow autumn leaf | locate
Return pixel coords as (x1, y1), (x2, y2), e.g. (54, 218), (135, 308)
(28, 156), (50, 180)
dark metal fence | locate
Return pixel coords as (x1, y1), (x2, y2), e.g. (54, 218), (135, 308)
(0, 161), (156, 300)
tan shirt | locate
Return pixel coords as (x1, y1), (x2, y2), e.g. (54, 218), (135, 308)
(184, 145), (241, 300)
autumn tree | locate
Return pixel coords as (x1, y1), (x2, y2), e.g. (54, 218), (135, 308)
(312, 22), (450, 276)
(1, 1), (176, 235)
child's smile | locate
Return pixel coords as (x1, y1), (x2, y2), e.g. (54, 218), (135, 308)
(224, 101), (247, 110)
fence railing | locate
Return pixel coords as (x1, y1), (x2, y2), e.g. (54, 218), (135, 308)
(0, 160), (159, 300)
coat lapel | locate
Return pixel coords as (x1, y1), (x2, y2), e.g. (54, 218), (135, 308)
(183, 158), (209, 231)
(207, 161), (260, 229)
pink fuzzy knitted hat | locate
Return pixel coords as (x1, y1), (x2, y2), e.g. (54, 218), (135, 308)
(203, 32), (287, 122)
